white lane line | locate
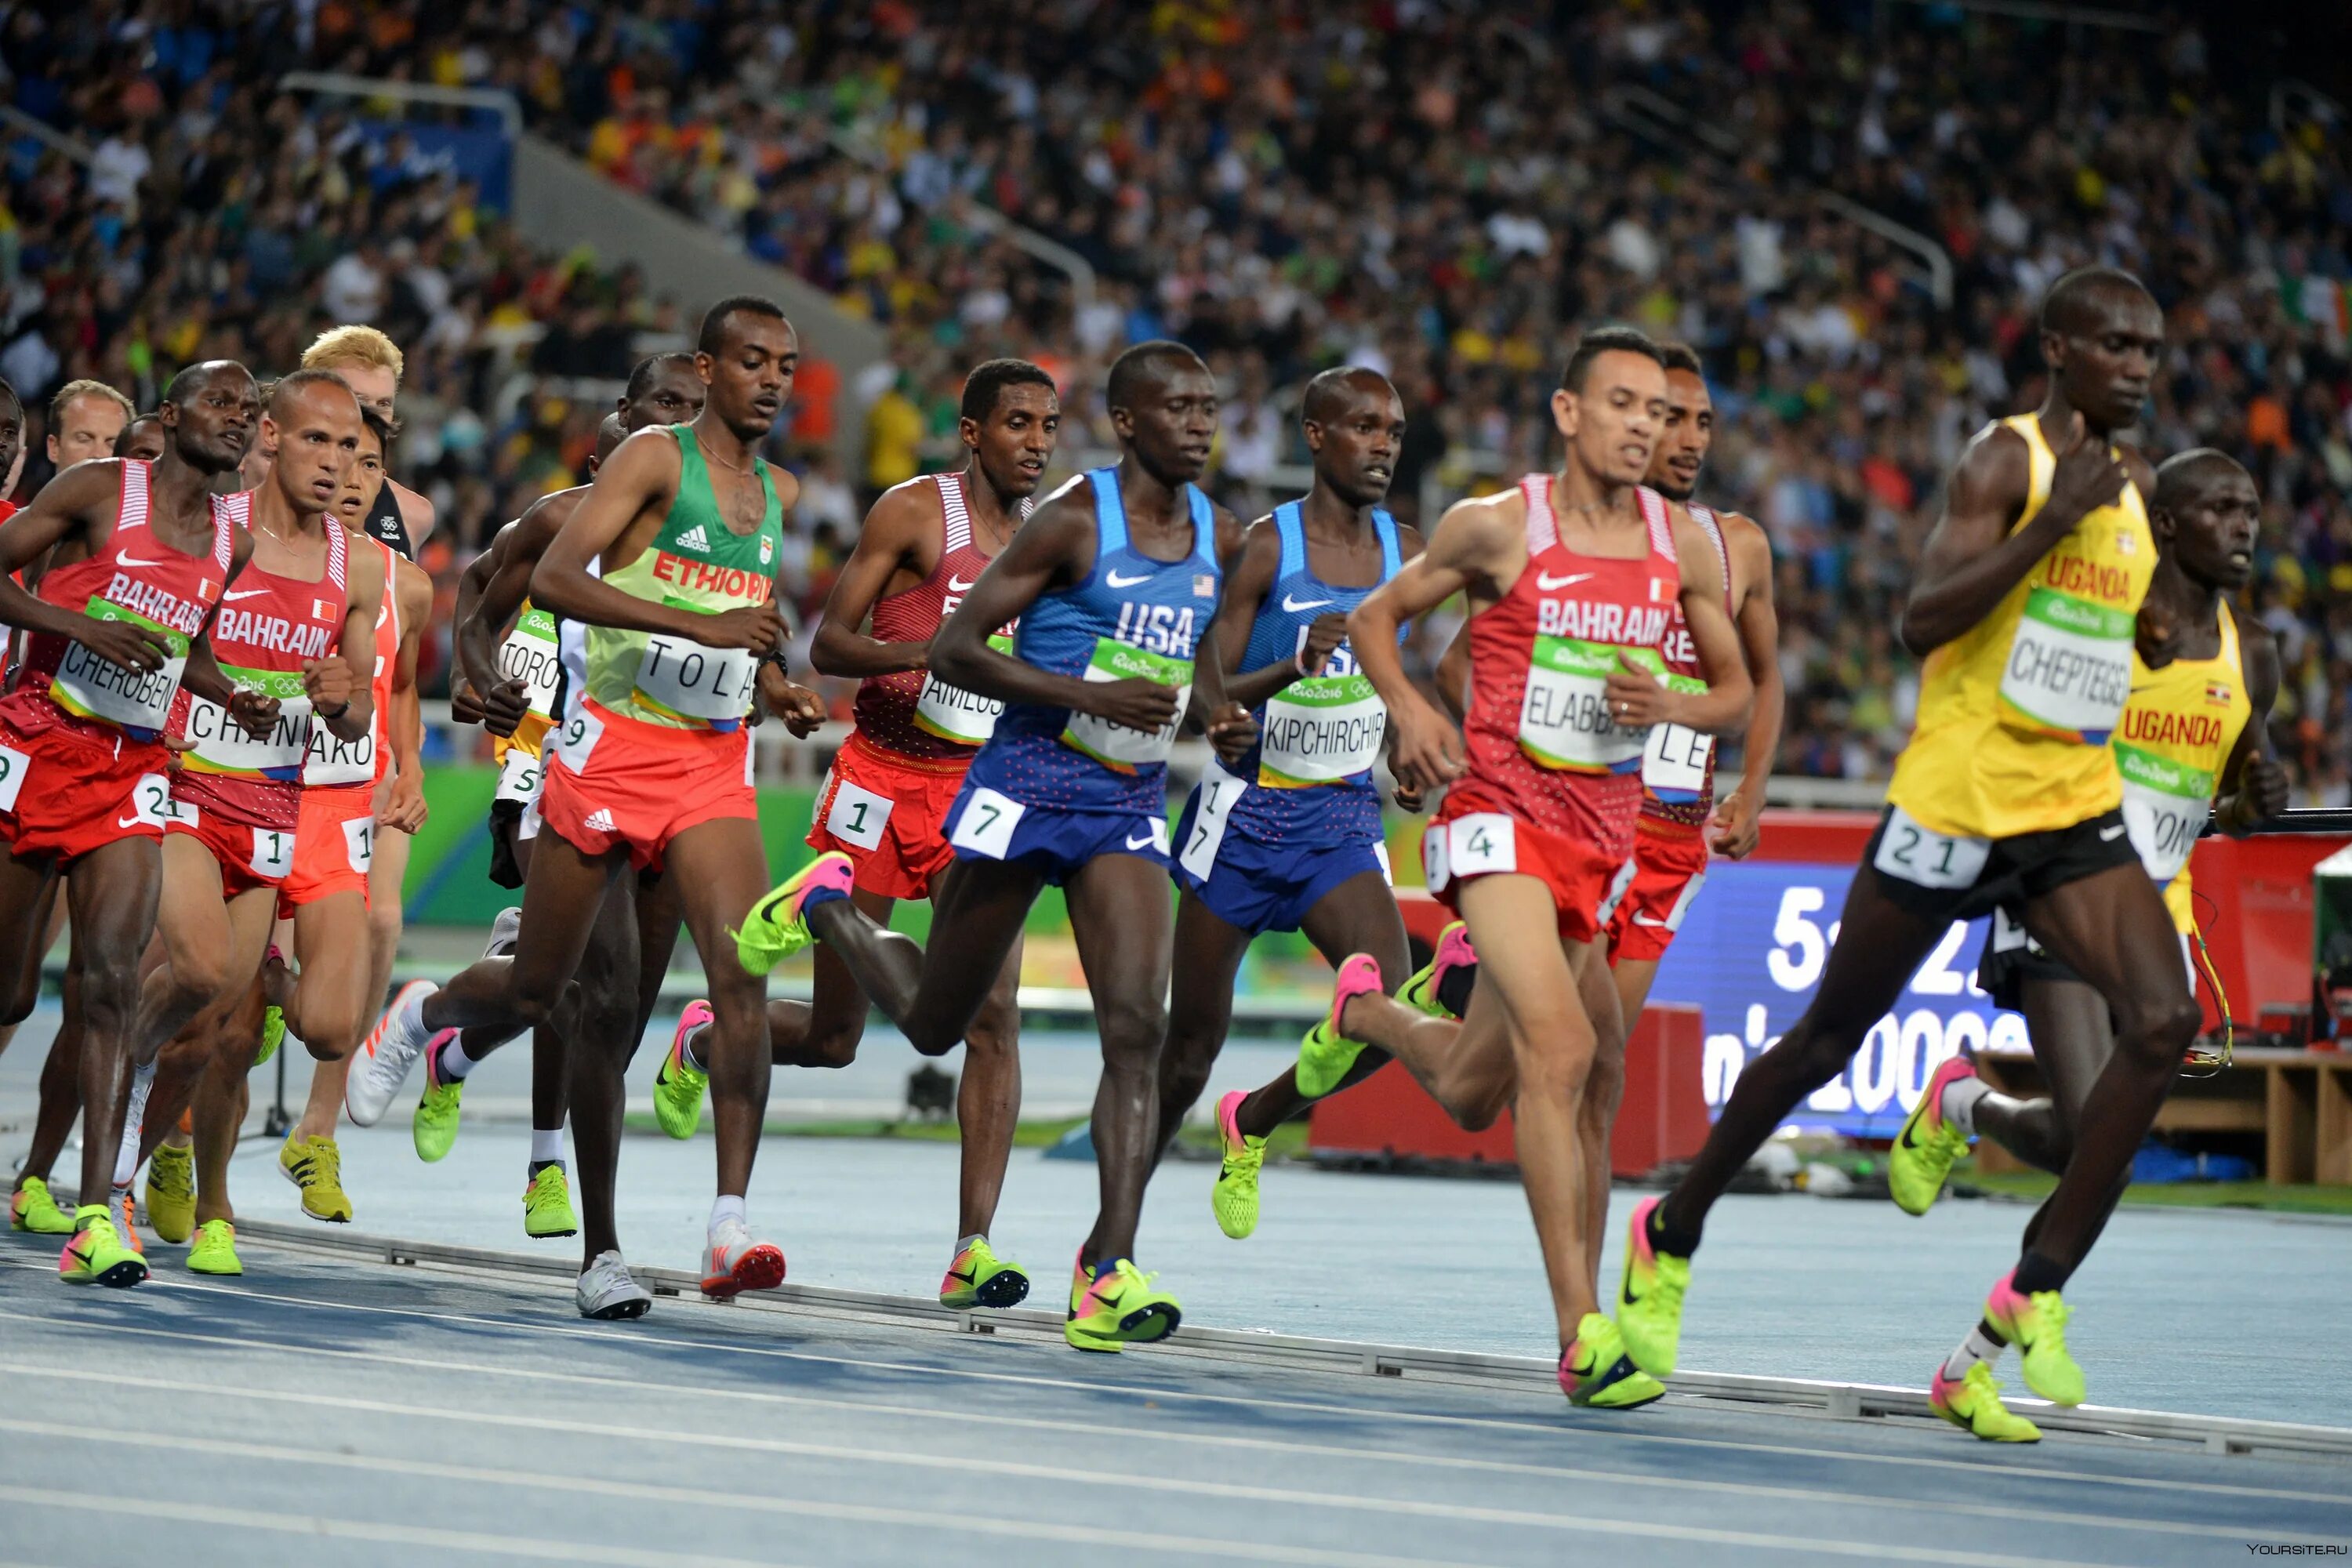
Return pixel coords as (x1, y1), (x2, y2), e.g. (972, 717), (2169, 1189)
(0, 1348), (2319, 1546)
(0, 1483), (808, 1568)
(5, 1260), (2328, 1510)
(0, 1416), (1486, 1568)
(0, 1409), (2111, 1568)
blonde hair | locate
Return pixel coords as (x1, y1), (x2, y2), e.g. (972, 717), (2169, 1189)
(301, 325), (405, 383)
(49, 378), (136, 428)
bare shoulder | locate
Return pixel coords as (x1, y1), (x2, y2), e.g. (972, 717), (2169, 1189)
(1952, 419), (2032, 498)
(1023, 469), (1100, 535)
(394, 552), (435, 619)
(1712, 510), (1776, 597)
(2118, 443), (2158, 499)
(42, 457), (127, 516)
(767, 461), (800, 514)
(860, 473), (945, 541)
(392, 478), (436, 544)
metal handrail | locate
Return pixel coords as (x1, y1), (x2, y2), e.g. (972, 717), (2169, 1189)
(2271, 78), (2346, 142)
(821, 129), (1097, 314)
(0, 105), (94, 165)
(1881, 0), (2161, 28)
(278, 71), (521, 137)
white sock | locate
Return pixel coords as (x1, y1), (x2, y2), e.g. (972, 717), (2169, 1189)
(435, 1037), (478, 1082)
(683, 1022), (710, 1071)
(529, 1127), (565, 1167)
(114, 1063), (156, 1186)
(708, 1194), (747, 1240)
(1940, 1076), (1989, 1139)
(1942, 1323), (2007, 1381)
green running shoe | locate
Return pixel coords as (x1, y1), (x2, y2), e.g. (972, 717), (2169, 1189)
(412, 1045), (464, 1163)
(1985, 1272), (2084, 1406)
(59, 1207), (147, 1288)
(279, 1133), (354, 1223)
(1065, 1254), (1181, 1352)
(1297, 953), (1385, 1099)
(10, 1176), (73, 1235)
(256, 1003), (286, 1069)
(187, 1218), (243, 1276)
(1210, 1090), (1264, 1240)
(522, 1164), (579, 1239)
(1398, 920), (1476, 1019)
(733, 852), (855, 976)
(938, 1236), (1029, 1309)
(144, 1142), (197, 1243)
(1931, 1360), (2041, 1443)
(1559, 1313), (1667, 1409)
(653, 1001), (713, 1140)
(1889, 1054), (1976, 1215)
(1617, 1196), (1692, 1377)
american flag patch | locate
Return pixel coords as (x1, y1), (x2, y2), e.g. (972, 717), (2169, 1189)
(1194, 574), (1214, 597)
(2205, 681), (2234, 706)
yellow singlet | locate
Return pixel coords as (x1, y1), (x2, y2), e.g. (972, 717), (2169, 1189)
(1886, 414), (2155, 840)
(2113, 602), (2252, 935)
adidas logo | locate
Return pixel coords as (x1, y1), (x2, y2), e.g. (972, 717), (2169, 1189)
(584, 808), (617, 832)
(676, 524), (711, 554)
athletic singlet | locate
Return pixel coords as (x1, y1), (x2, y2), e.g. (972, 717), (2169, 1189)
(2114, 602), (2252, 935)
(177, 519), (350, 829)
(852, 470), (1031, 760)
(1451, 475), (1680, 853)
(1887, 413), (2155, 840)
(17, 460), (238, 745)
(303, 537), (401, 793)
(581, 424), (782, 733)
(364, 478), (414, 561)
(1639, 501), (1732, 829)
(967, 466), (1219, 815)
(491, 594), (562, 764)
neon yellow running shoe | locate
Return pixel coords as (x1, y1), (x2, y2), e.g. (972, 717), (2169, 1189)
(9, 1176), (73, 1235)
(1559, 1313), (1667, 1409)
(939, 1236), (1029, 1309)
(1210, 1090), (1264, 1240)
(522, 1164), (579, 1239)
(1398, 920), (1476, 1019)
(1065, 1254), (1181, 1352)
(1889, 1054), (1976, 1215)
(187, 1218), (243, 1276)
(144, 1142), (196, 1243)
(1984, 1272), (2084, 1406)
(733, 852), (855, 976)
(59, 1207), (147, 1287)
(1297, 953), (1385, 1099)
(279, 1133), (354, 1223)
(256, 1003), (286, 1069)
(1617, 1196), (1692, 1377)
(413, 1044), (464, 1163)
(652, 1000), (713, 1140)
(1930, 1360), (2041, 1443)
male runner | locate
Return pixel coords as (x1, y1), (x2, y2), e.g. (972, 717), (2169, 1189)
(352, 296), (810, 1317)
(739, 339), (1257, 1352)
(116, 416), (168, 463)
(1886, 448), (2287, 1440)
(47, 379), (136, 473)
(1153, 366), (1424, 1242)
(1613, 268), (2194, 1418)
(0, 361), (265, 1283)
(1304, 328), (1751, 1405)
(654, 358), (1059, 1308)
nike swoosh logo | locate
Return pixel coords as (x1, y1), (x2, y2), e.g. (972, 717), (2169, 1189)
(117, 814), (145, 829)
(1281, 593), (1334, 612)
(1631, 913), (1670, 927)
(223, 588), (270, 601)
(948, 576), (977, 593)
(1105, 570), (1152, 589)
(1537, 572), (1595, 590)
(114, 554), (172, 569)
(2100, 824), (2127, 840)
(946, 1268), (976, 1283)
(1124, 831), (1156, 849)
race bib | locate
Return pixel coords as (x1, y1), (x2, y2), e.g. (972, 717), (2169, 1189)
(1640, 673), (1712, 800)
(1426, 813), (1517, 895)
(1518, 638), (1652, 772)
(305, 708), (376, 787)
(249, 826), (296, 880)
(1259, 672), (1385, 788)
(1373, 841), (1392, 886)
(634, 633), (759, 724)
(1061, 639), (1191, 771)
(824, 775), (894, 851)
(129, 772), (178, 829)
(914, 633), (1013, 746)
(949, 786), (1024, 859)
(47, 600), (189, 736)
(494, 748), (543, 807)
(343, 814), (376, 874)
(186, 672), (313, 776)
(0, 743), (30, 813)
(1872, 804), (1991, 891)
(499, 608), (564, 720)
(553, 706), (605, 774)
(1596, 856), (1639, 928)
(1178, 759), (1243, 880)
(1998, 586), (2133, 743)
(2114, 743), (2212, 887)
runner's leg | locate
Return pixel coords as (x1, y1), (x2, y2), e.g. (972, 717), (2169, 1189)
(0, 874), (64, 1037)
(659, 818), (782, 1200)
(188, 908), (274, 1227)
(1152, 892), (1252, 1160)
(566, 874), (644, 1267)
(416, 829), (621, 1040)
(956, 927), (1024, 1241)
(67, 837), (165, 1216)
(1068, 852), (1176, 1268)
(1225, 870), (1410, 1142)
(764, 891), (887, 1069)
(1972, 978), (2114, 1175)
(805, 857), (1044, 1056)
(16, 938), (83, 1188)
(1577, 946), (1631, 1290)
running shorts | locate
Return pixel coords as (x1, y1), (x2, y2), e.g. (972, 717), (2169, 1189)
(487, 746), (546, 890)
(1420, 801), (1635, 946)
(1171, 798), (1390, 937)
(0, 712), (172, 863)
(1861, 802), (2140, 926)
(806, 731), (967, 901)
(1605, 822), (1710, 965)
(538, 700), (753, 872)
(165, 800), (299, 899)
(944, 777), (1169, 887)
(1977, 906), (2195, 1013)
(277, 783), (376, 915)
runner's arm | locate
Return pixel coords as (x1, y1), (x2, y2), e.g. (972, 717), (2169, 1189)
(380, 556), (434, 831)
(809, 482), (934, 678)
(310, 538), (383, 743)
(183, 531), (276, 731)
(1189, 501), (1255, 764)
(0, 463), (163, 657)
(2214, 617), (2289, 833)
(533, 430), (768, 646)
(462, 506), (561, 736)
(1350, 495), (1519, 792)
(1610, 509), (1751, 735)
(452, 521), (514, 700)
(1711, 517), (1783, 858)
(1214, 521), (1312, 712)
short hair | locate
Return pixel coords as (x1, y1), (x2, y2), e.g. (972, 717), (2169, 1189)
(697, 296), (788, 355)
(0, 376), (18, 412)
(2039, 267), (2153, 337)
(1559, 326), (1665, 392)
(302, 324), (405, 381)
(267, 368), (360, 419)
(960, 358), (1058, 423)
(162, 360), (256, 408)
(1301, 365), (1396, 426)
(49, 378), (134, 429)
(2153, 448), (2246, 514)
(1656, 342), (1704, 376)
(358, 408), (397, 455)
(1105, 339), (1205, 415)
(625, 351), (699, 402)
(114, 414), (163, 456)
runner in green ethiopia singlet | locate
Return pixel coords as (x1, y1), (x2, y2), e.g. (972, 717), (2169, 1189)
(583, 424), (784, 731)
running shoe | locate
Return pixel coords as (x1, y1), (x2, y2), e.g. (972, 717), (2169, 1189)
(1210, 1090), (1265, 1240)
(700, 1219), (787, 1299)
(1398, 920), (1476, 1020)
(1889, 1053), (1977, 1216)
(522, 1164), (579, 1239)
(144, 1142), (195, 1243)
(1559, 1313), (1667, 1409)
(938, 1236), (1029, 1309)
(187, 1218), (242, 1276)
(347, 979), (452, 1127)
(485, 906), (523, 959)
(1984, 1271), (2085, 1407)
(1296, 953), (1385, 1099)
(652, 1000), (713, 1140)
(256, 945), (289, 1068)
(9, 1177), (73, 1235)
(1064, 1254), (1182, 1352)
(278, 1133), (354, 1223)
(110, 1185), (144, 1256)
(1929, 1360), (2041, 1443)
(577, 1251), (653, 1320)
(1616, 1196), (1691, 1377)
(59, 1207), (146, 1288)
(412, 1041), (464, 1162)
(732, 852), (855, 976)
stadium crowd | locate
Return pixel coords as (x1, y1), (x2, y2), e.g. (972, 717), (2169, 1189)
(3, 1), (2349, 796)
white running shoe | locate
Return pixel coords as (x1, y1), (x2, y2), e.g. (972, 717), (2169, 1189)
(117, 1062), (155, 1184)
(485, 906), (522, 959)
(575, 1251), (653, 1320)
(699, 1219), (786, 1299)
(346, 980), (447, 1127)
